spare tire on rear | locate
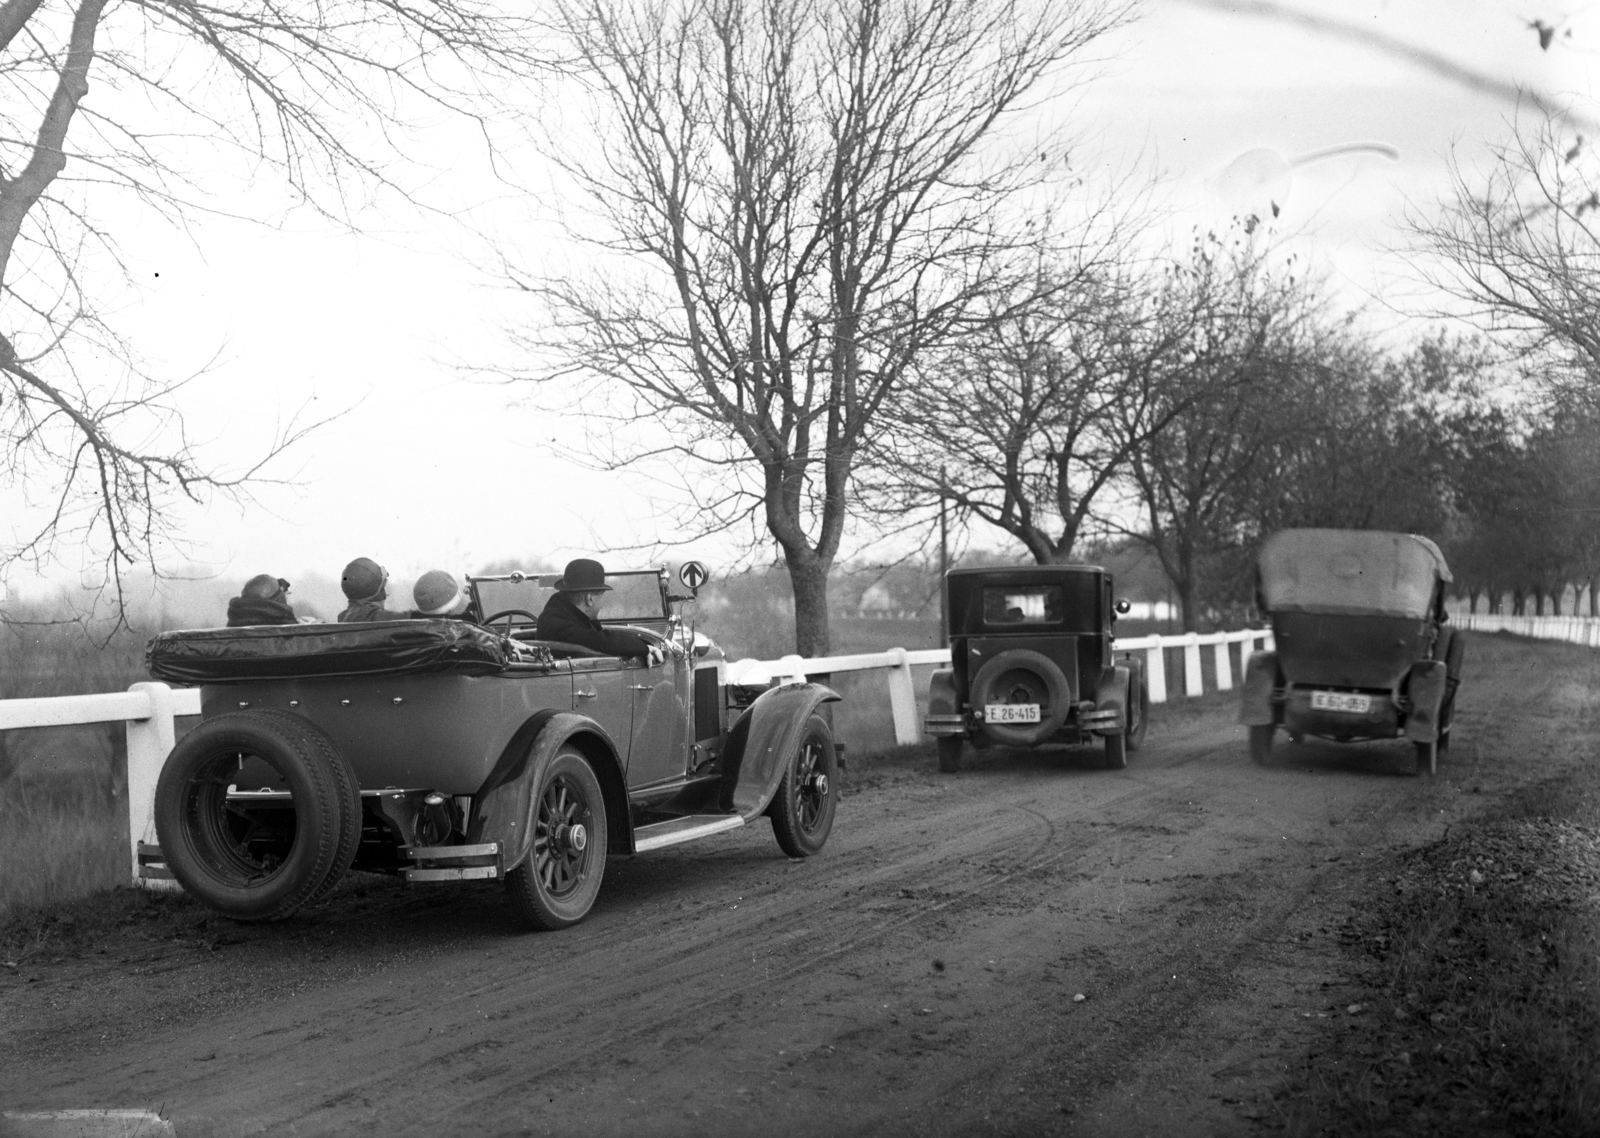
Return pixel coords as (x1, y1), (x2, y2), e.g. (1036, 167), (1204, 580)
(970, 649), (1071, 746)
(155, 711), (359, 922)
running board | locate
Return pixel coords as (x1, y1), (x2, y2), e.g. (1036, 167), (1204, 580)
(632, 814), (745, 853)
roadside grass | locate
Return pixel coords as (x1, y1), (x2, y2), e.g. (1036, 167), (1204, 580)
(0, 778), (127, 926)
(1280, 781), (1600, 1136)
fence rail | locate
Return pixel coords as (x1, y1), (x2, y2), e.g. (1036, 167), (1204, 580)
(3, 627), (1269, 889)
(1453, 611), (1600, 646)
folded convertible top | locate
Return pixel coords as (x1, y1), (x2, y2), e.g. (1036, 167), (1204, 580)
(146, 620), (511, 684)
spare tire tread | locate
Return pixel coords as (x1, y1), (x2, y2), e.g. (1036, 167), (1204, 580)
(155, 710), (349, 923)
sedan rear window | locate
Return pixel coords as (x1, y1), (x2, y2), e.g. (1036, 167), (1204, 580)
(983, 586), (1064, 626)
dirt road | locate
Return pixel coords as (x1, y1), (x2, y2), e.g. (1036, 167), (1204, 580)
(0, 632), (1582, 1136)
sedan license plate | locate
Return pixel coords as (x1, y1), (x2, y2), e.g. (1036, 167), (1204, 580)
(986, 703), (1041, 724)
(1311, 691), (1371, 714)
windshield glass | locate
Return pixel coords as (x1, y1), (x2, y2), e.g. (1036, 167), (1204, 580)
(471, 570), (667, 628)
(1258, 530), (1450, 618)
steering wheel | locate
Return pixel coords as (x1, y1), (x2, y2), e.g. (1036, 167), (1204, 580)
(481, 609), (540, 636)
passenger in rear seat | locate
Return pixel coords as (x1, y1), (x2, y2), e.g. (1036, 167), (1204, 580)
(226, 575), (300, 627)
(337, 557), (410, 623)
(409, 570), (475, 621)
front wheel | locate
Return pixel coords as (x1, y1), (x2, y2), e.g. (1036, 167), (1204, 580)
(1249, 724), (1275, 766)
(937, 736), (963, 773)
(770, 715), (838, 857)
(506, 747), (608, 931)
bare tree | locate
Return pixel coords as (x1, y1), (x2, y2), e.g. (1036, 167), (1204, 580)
(1409, 114), (1600, 408)
(882, 226), (1295, 566)
(1, 0), (540, 620)
(1116, 236), (1323, 629)
(508, 0), (1125, 655)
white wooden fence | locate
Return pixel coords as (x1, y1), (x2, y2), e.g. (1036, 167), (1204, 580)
(1453, 611), (1600, 646)
(723, 627), (1275, 743)
(2, 627), (1270, 889)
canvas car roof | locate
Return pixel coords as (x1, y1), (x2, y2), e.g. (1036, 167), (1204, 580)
(1257, 529), (1452, 618)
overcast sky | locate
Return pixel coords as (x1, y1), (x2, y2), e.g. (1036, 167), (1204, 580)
(5, 0), (1593, 604)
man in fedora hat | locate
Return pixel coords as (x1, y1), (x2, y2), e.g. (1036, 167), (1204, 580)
(535, 557), (661, 662)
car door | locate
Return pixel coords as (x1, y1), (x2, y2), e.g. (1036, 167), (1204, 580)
(569, 658), (633, 764)
(623, 653), (691, 791)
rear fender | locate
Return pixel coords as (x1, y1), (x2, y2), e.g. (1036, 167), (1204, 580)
(1239, 651), (1280, 726)
(924, 668), (964, 736)
(1086, 665), (1129, 734)
(1404, 660), (1448, 742)
(721, 683), (840, 820)
(467, 711), (631, 865)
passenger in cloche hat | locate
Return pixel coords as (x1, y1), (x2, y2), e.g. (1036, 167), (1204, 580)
(226, 574), (299, 627)
(534, 557), (657, 660)
(336, 557), (408, 623)
(410, 569), (473, 620)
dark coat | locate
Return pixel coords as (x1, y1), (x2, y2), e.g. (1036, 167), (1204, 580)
(337, 600), (411, 623)
(226, 596), (298, 627)
(535, 593), (652, 659)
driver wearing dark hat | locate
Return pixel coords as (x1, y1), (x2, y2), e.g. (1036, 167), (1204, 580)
(535, 558), (657, 661)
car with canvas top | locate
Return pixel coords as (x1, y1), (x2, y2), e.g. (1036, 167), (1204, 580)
(140, 563), (840, 930)
(1239, 528), (1463, 775)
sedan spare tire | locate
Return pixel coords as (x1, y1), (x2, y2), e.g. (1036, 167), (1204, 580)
(155, 711), (359, 922)
(970, 649), (1071, 747)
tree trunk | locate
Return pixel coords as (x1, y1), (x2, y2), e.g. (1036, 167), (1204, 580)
(1468, 587), (1480, 614)
(1551, 586), (1563, 616)
(1534, 587), (1547, 616)
(1591, 574), (1598, 617)
(1177, 573), (1200, 633)
(1512, 588), (1526, 615)
(786, 557), (832, 658)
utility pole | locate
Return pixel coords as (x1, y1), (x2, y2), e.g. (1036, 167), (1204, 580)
(938, 467), (950, 648)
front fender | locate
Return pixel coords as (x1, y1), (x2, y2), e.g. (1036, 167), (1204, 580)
(722, 682), (840, 820)
(468, 711), (630, 866)
(1239, 651), (1279, 726)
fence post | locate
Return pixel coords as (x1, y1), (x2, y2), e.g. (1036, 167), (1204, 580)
(885, 647), (919, 745)
(775, 654), (807, 685)
(1145, 644), (1167, 704)
(1238, 633), (1254, 677)
(1184, 633), (1204, 697)
(126, 682), (177, 890)
(1212, 637), (1233, 691)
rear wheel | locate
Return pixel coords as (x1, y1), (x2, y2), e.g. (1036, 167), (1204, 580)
(770, 715), (838, 857)
(1102, 716), (1128, 771)
(1249, 724), (1275, 766)
(155, 712), (354, 922)
(506, 747), (607, 931)
(1125, 668), (1149, 752)
(937, 736), (963, 773)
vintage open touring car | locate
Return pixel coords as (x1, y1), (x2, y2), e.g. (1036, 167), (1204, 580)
(1239, 529), (1463, 775)
(141, 565), (840, 930)
(923, 564), (1148, 772)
